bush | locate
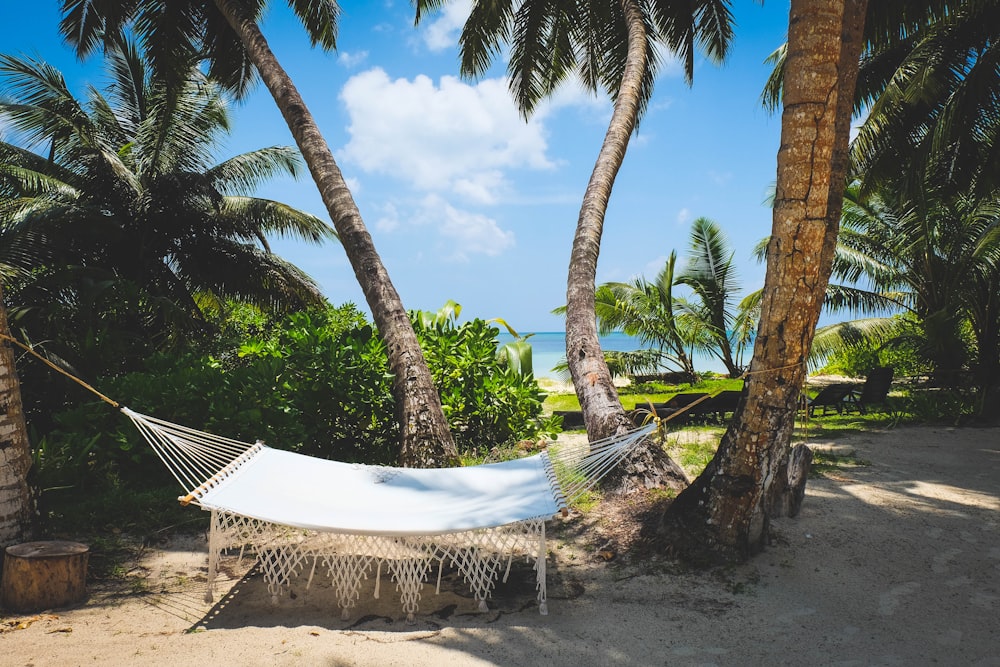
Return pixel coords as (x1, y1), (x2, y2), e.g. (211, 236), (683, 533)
(415, 315), (557, 455)
(28, 303), (557, 497)
(818, 335), (929, 378)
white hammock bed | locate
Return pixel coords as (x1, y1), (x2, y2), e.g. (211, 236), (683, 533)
(123, 408), (656, 621)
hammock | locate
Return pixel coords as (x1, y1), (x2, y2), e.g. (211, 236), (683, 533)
(123, 408), (657, 621)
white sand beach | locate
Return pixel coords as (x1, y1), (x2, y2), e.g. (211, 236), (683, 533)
(3, 424), (999, 666)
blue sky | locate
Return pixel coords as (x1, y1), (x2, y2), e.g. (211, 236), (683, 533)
(1, 1), (794, 333)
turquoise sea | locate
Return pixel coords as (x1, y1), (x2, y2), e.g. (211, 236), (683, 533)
(496, 331), (727, 379)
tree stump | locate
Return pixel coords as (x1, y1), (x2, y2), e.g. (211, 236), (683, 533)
(767, 444), (814, 518)
(2, 541), (89, 612)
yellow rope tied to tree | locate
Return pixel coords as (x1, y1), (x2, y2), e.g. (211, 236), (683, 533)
(0, 333), (120, 408)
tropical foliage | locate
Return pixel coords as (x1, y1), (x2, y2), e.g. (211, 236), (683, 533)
(413, 303), (559, 456)
(759, 1), (1000, 397)
(852, 0), (1000, 199)
(585, 217), (754, 380)
(30, 303), (555, 499)
(0, 45), (333, 384)
(57, 0), (458, 467)
(813, 182), (1000, 388)
(590, 251), (697, 379)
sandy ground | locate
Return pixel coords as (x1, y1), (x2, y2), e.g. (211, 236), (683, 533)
(2, 425), (999, 666)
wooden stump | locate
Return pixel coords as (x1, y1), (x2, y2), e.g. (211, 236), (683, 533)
(2, 541), (89, 612)
(766, 444), (814, 519)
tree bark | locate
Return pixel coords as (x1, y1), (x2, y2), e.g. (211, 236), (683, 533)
(0, 285), (33, 549)
(565, 0), (687, 493)
(660, 0), (868, 563)
(214, 0), (457, 467)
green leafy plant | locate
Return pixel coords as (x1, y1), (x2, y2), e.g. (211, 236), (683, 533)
(414, 304), (559, 455)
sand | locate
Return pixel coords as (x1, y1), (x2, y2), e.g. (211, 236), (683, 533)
(3, 425), (999, 666)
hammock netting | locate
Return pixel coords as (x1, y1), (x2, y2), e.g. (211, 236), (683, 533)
(123, 408), (656, 621)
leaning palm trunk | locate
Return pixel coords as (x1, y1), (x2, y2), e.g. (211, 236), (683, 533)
(215, 0), (457, 467)
(0, 286), (33, 547)
(660, 0), (868, 562)
(565, 0), (687, 493)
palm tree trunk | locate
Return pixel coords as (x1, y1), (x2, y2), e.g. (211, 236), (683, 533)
(0, 286), (33, 548)
(566, 0), (687, 493)
(660, 0), (869, 562)
(214, 0), (457, 467)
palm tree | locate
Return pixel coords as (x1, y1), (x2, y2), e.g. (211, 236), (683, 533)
(590, 251), (698, 380)
(852, 1), (1000, 199)
(0, 282), (33, 548)
(676, 216), (749, 378)
(815, 182), (1000, 388)
(761, 1), (1000, 392)
(60, 0), (459, 467)
(661, 0), (870, 563)
(0, 46), (334, 375)
(418, 0), (734, 492)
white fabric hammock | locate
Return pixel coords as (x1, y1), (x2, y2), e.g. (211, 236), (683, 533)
(191, 446), (563, 535)
(122, 408), (656, 621)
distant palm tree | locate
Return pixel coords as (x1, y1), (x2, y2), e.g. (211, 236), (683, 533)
(0, 45), (333, 372)
(60, 0), (459, 467)
(590, 251), (697, 380)
(676, 217), (750, 378)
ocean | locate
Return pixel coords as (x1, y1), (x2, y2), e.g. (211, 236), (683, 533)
(496, 331), (727, 379)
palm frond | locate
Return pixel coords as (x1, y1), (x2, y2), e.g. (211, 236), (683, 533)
(219, 196), (336, 244)
(808, 317), (902, 368)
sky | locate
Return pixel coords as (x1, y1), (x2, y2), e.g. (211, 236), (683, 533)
(1, 1), (794, 334)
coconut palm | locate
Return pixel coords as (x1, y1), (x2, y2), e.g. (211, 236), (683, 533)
(60, 0), (459, 467)
(661, 0), (870, 563)
(852, 0), (1000, 198)
(0, 46), (334, 375)
(814, 182), (1000, 388)
(417, 0), (734, 492)
(676, 216), (749, 378)
(589, 251), (698, 380)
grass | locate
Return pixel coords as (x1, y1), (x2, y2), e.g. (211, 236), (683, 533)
(543, 376), (746, 413)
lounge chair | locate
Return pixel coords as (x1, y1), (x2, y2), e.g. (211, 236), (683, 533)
(703, 389), (744, 422)
(845, 366), (895, 414)
(803, 383), (855, 416)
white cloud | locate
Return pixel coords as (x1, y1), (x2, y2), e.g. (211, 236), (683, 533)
(418, 194), (515, 261)
(419, 0), (472, 52)
(676, 207), (691, 226)
(337, 50), (369, 68)
(375, 202), (400, 232)
(340, 68), (555, 202)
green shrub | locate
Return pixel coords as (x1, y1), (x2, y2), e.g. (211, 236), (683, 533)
(29, 303), (558, 498)
(414, 314), (559, 456)
(818, 335), (929, 378)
